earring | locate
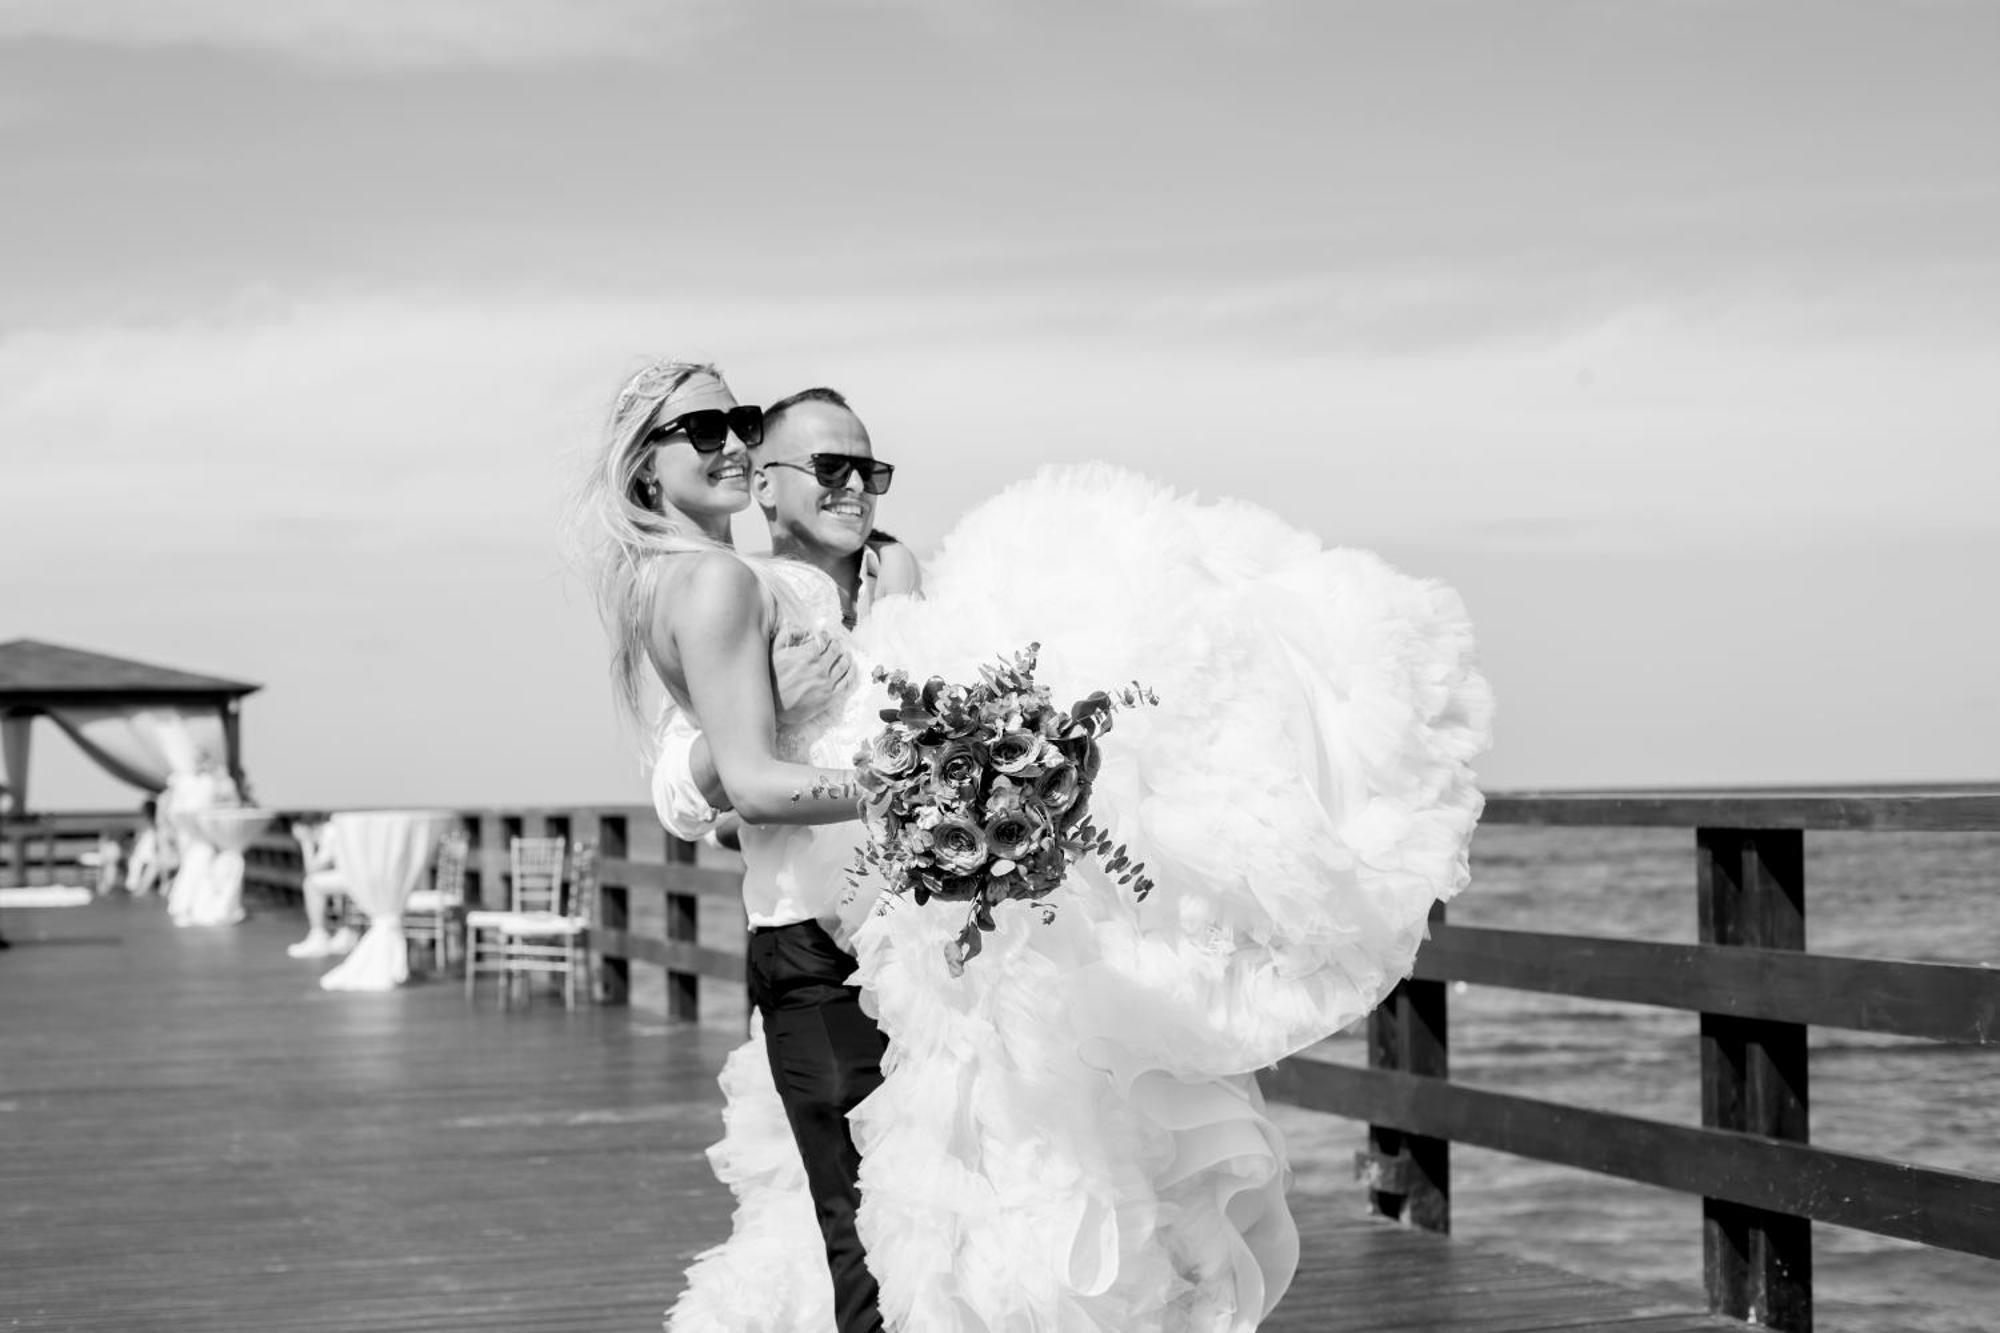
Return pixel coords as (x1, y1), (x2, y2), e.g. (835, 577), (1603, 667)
(636, 477), (662, 510)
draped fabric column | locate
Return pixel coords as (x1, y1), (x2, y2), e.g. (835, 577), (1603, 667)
(319, 812), (456, 991)
(178, 808), (274, 926)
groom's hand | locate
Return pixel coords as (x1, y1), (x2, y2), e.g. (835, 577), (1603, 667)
(772, 630), (853, 725)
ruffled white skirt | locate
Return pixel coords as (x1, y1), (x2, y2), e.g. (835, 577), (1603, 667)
(666, 464), (1493, 1331)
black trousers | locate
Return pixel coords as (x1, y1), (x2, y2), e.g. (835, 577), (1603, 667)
(746, 919), (889, 1333)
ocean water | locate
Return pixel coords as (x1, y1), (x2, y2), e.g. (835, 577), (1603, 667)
(1271, 823), (2000, 1333)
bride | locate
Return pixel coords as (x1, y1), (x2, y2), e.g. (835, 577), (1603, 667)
(583, 363), (1494, 1331)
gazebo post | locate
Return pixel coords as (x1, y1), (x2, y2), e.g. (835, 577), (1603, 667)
(3, 712), (30, 817)
(221, 699), (245, 792)
(2, 712), (28, 885)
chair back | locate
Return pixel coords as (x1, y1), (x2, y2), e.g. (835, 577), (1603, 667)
(508, 835), (568, 914)
(567, 839), (599, 924)
(433, 829), (471, 905)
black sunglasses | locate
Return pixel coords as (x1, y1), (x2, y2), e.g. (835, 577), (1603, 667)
(761, 453), (895, 495)
(645, 406), (764, 453)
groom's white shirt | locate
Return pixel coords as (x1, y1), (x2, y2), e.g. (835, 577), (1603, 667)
(651, 547), (883, 929)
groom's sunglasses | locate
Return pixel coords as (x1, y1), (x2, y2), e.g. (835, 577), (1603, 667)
(761, 453), (896, 495)
(645, 406), (764, 453)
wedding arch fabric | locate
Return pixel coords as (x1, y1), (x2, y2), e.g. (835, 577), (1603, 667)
(42, 705), (228, 794)
(319, 811), (458, 991)
(666, 465), (1494, 1333)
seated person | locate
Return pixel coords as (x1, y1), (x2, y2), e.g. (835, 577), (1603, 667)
(126, 797), (177, 897)
(285, 816), (356, 958)
(82, 831), (124, 896)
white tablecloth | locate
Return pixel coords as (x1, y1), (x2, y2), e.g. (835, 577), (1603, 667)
(319, 810), (458, 992)
(164, 810), (213, 927)
(176, 808), (272, 926)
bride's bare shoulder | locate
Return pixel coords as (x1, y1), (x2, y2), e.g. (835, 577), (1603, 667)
(652, 550), (769, 635)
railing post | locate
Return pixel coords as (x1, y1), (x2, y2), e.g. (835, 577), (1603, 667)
(665, 833), (700, 1023)
(593, 812), (630, 1005)
(1698, 827), (1811, 1332)
(474, 812), (507, 909)
(1363, 901), (1450, 1231)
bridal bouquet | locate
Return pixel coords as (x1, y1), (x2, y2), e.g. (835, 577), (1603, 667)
(851, 643), (1156, 974)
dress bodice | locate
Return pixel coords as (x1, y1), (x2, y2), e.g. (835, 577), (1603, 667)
(749, 557), (856, 763)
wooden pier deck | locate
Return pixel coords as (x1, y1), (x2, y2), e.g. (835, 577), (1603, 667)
(1, 897), (1737, 1333)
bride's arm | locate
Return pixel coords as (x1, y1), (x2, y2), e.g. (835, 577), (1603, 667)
(684, 624), (856, 808)
(666, 554), (861, 826)
(873, 539), (923, 599)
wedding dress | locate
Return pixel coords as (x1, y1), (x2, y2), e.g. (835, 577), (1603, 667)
(664, 464), (1493, 1332)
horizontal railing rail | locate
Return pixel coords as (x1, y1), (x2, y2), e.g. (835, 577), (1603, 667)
(1483, 786), (2000, 831)
(1259, 787), (2000, 1333)
(1412, 924), (1997, 1044)
(1262, 1057), (2000, 1257)
(2, 810), (148, 886)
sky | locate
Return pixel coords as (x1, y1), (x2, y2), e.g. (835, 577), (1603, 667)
(4, 1), (1998, 811)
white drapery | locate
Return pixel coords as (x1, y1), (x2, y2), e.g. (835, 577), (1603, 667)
(166, 836), (218, 926)
(319, 811), (456, 992)
(171, 807), (272, 927)
(31, 706), (241, 924)
(41, 706), (229, 794)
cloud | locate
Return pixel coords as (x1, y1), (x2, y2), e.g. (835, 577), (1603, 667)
(7, 278), (1998, 808)
(4, 275), (1997, 570)
(0, 0), (720, 70)
(0, 0), (1273, 70)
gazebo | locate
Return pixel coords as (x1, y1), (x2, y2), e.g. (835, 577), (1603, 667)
(0, 638), (260, 818)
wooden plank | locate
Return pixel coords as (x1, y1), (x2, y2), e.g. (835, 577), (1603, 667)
(4, 897), (1738, 1333)
(1261, 1060), (2000, 1260)
(1412, 925), (2000, 1043)
(1482, 787), (2000, 831)
(592, 926), (747, 985)
(1272, 1199), (1736, 1330)
(0, 898), (744, 1331)
(595, 857), (741, 900)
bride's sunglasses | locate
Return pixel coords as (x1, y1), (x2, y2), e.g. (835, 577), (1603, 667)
(761, 453), (896, 495)
(645, 406), (764, 453)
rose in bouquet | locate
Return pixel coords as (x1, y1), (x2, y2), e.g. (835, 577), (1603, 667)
(850, 643), (1156, 974)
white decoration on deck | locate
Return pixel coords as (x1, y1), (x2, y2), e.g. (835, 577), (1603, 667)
(318, 810), (457, 992)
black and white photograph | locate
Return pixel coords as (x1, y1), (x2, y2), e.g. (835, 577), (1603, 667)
(2, 3), (1995, 1330)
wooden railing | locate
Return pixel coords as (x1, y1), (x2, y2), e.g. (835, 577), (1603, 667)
(2, 809), (146, 886)
(44, 788), (2000, 1330)
(237, 804), (750, 1020)
(1259, 789), (2000, 1333)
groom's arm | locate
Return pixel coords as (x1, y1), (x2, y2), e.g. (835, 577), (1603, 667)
(872, 539), (924, 600)
(673, 555), (863, 825)
(672, 628), (855, 821)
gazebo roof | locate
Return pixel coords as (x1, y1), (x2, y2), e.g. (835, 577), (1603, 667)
(0, 639), (260, 708)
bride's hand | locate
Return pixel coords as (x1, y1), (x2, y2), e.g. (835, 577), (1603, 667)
(772, 630), (853, 724)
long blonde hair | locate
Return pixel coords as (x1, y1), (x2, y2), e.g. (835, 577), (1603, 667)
(571, 359), (730, 734)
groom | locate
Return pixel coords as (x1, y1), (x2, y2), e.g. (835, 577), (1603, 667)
(658, 385), (912, 1333)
